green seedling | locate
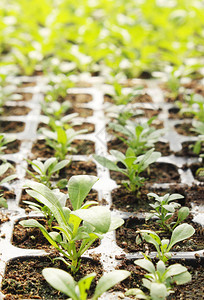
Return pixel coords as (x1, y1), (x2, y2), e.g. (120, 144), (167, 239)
(177, 93), (204, 122)
(41, 100), (72, 121)
(94, 148), (161, 193)
(26, 157), (70, 188)
(166, 69), (181, 99)
(43, 268), (130, 300)
(20, 175), (124, 273)
(44, 75), (74, 103)
(106, 104), (144, 126)
(109, 118), (164, 155)
(136, 223), (195, 262)
(110, 82), (143, 105)
(126, 258), (191, 300)
(40, 126), (87, 160)
(191, 120), (204, 155)
(0, 162), (17, 208)
(146, 192), (189, 232)
(0, 134), (16, 155)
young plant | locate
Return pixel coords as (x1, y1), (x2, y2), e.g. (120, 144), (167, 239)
(146, 192), (189, 232)
(41, 100), (72, 121)
(110, 82), (143, 105)
(191, 120), (204, 155)
(40, 126), (87, 160)
(0, 162), (17, 208)
(177, 93), (204, 122)
(43, 268), (130, 300)
(106, 104), (144, 126)
(126, 258), (191, 300)
(20, 175), (124, 273)
(0, 134), (16, 155)
(93, 148), (161, 193)
(109, 118), (164, 155)
(26, 157), (70, 188)
(136, 223), (195, 262)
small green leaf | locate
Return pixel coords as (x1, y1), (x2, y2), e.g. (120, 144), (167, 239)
(150, 283), (167, 300)
(93, 270), (130, 300)
(42, 268), (78, 300)
(135, 258), (155, 273)
(68, 175), (98, 210)
(168, 223), (195, 250)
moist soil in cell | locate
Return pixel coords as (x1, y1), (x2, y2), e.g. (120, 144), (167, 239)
(116, 216), (204, 253)
(2, 106), (31, 116)
(175, 122), (198, 136)
(0, 121), (25, 133)
(1, 255), (103, 299)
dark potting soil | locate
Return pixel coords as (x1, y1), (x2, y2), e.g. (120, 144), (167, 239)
(188, 162), (204, 182)
(104, 93), (153, 104)
(115, 257), (204, 300)
(174, 122), (198, 136)
(65, 93), (93, 104)
(3, 140), (21, 154)
(30, 139), (95, 159)
(12, 217), (100, 250)
(175, 141), (203, 157)
(0, 121), (25, 133)
(110, 162), (180, 184)
(19, 82), (36, 88)
(1, 255), (103, 299)
(168, 106), (194, 120)
(2, 106), (31, 116)
(115, 216), (204, 253)
(15, 92), (33, 101)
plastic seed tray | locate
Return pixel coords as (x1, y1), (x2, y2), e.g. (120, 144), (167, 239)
(0, 76), (203, 299)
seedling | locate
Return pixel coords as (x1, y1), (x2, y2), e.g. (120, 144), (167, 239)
(126, 258), (191, 300)
(0, 162), (17, 208)
(44, 75), (74, 103)
(0, 134), (16, 155)
(106, 104), (144, 126)
(43, 268), (130, 300)
(146, 192), (189, 232)
(110, 82), (143, 105)
(177, 93), (204, 122)
(26, 157), (70, 188)
(41, 100), (72, 121)
(109, 118), (164, 155)
(93, 148), (161, 193)
(191, 120), (204, 155)
(20, 175), (124, 273)
(40, 126), (87, 160)
(136, 223), (195, 262)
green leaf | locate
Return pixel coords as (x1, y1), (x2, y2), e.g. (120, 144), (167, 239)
(173, 270), (192, 285)
(168, 194), (184, 201)
(57, 127), (67, 144)
(177, 207), (189, 222)
(168, 223), (195, 250)
(78, 273), (96, 300)
(42, 268), (79, 300)
(93, 270), (130, 300)
(72, 206), (111, 233)
(150, 283), (167, 300)
(93, 154), (122, 172)
(51, 159), (70, 173)
(135, 258), (155, 273)
(165, 264), (187, 278)
(68, 175), (98, 210)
